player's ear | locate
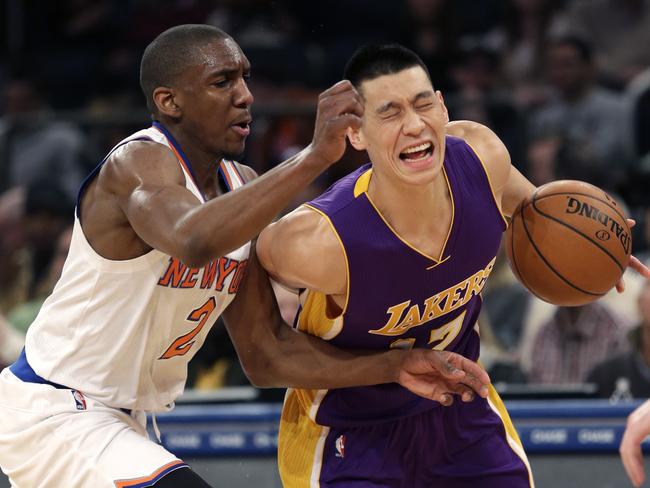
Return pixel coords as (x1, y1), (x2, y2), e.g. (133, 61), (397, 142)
(347, 126), (366, 151)
(153, 87), (182, 118)
(436, 91), (449, 124)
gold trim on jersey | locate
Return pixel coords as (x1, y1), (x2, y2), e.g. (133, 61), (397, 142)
(301, 204), (350, 316)
(278, 389), (330, 488)
(353, 168), (373, 197)
(296, 291), (344, 340)
(352, 168), (455, 264)
(463, 141), (509, 228)
(486, 385), (536, 488)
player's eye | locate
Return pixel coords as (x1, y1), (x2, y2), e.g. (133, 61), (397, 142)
(380, 110), (400, 120)
(415, 103), (434, 111)
(213, 78), (230, 88)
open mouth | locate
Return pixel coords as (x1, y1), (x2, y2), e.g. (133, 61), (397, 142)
(399, 141), (433, 162)
(230, 121), (251, 137)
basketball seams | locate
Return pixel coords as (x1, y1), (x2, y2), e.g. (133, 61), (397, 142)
(531, 193), (626, 272)
(519, 200), (605, 297)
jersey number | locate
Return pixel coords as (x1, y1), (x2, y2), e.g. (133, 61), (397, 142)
(428, 311), (466, 350)
(389, 311), (466, 351)
(159, 297), (217, 359)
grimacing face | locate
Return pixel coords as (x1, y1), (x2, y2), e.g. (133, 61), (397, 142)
(348, 66), (449, 186)
(173, 37), (254, 159)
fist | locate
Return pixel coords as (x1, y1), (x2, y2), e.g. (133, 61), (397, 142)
(309, 80), (363, 167)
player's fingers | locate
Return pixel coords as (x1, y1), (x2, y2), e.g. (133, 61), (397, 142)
(616, 277), (625, 293)
(630, 255), (650, 279)
(331, 113), (363, 132)
(322, 94), (363, 119)
(620, 440), (645, 487)
(447, 353), (491, 386)
(627, 218), (636, 229)
(448, 383), (476, 403)
(437, 391), (454, 407)
(319, 80), (356, 98)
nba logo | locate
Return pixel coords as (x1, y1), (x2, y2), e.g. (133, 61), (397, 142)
(335, 435), (345, 458)
(71, 390), (87, 411)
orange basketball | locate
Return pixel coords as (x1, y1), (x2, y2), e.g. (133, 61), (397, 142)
(505, 180), (632, 306)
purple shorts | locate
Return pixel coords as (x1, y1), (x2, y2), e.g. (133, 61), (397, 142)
(279, 387), (533, 488)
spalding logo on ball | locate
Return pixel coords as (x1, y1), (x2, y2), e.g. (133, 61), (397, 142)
(505, 180), (632, 306)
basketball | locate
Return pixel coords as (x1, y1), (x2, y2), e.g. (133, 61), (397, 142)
(505, 180), (632, 306)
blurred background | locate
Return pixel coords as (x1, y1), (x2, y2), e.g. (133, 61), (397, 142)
(2, 0), (650, 486)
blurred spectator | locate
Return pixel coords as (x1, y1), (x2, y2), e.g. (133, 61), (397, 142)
(0, 77), (87, 198)
(529, 302), (629, 384)
(397, 0), (459, 92)
(7, 225), (72, 335)
(479, 245), (532, 382)
(556, 0), (650, 87)
(448, 44), (526, 163)
(0, 313), (24, 369)
(627, 67), (650, 162)
(527, 36), (631, 188)
(0, 187), (28, 314)
(22, 181), (74, 299)
(486, 0), (564, 107)
(587, 280), (650, 399)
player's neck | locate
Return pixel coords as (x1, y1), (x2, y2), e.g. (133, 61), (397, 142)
(165, 125), (223, 196)
(368, 170), (451, 239)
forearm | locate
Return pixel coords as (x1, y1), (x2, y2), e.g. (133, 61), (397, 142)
(252, 323), (407, 389)
(224, 249), (407, 389)
(180, 147), (327, 264)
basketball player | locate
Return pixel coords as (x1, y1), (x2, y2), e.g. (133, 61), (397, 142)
(257, 43), (650, 487)
(0, 27), (491, 488)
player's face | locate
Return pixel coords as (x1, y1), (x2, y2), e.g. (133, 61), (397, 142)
(175, 38), (253, 159)
(350, 66), (448, 186)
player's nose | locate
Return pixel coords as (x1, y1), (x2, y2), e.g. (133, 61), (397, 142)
(234, 78), (254, 108)
(402, 110), (425, 136)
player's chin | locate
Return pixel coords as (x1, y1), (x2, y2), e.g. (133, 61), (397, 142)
(221, 141), (247, 160)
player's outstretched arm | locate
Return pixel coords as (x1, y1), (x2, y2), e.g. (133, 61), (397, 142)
(103, 81), (363, 267)
(448, 120), (650, 290)
(222, 245), (490, 404)
(621, 399), (650, 487)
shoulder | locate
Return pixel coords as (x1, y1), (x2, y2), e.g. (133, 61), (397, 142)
(445, 120), (511, 192)
(257, 205), (346, 293)
(261, 205), (341, 259)
(101, 139), (185, 193)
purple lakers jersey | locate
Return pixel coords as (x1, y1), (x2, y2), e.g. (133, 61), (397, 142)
(292, 136), (507, 427)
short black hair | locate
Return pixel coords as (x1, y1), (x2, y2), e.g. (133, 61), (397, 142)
(140, 24), (231, 114)
(343, 43), (431, 92)
(551, 35), (593, 63)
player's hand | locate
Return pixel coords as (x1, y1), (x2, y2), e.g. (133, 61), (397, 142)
(396, 349), (490, 406)
(620, 399), (650, 487)
(307, 80), (363, 167)
(616, 219), (650, 293)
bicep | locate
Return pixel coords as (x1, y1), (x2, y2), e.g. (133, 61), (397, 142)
(104, 142), (203, 257)
(257, 207), (345, 295)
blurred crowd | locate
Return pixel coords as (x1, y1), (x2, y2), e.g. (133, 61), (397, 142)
(1, 0), (650, 400)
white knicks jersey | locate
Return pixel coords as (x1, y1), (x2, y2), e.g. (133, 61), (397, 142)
(23, 122), (251, 411)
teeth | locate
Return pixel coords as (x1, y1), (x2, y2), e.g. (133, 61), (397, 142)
(402, 142), (432, 154)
